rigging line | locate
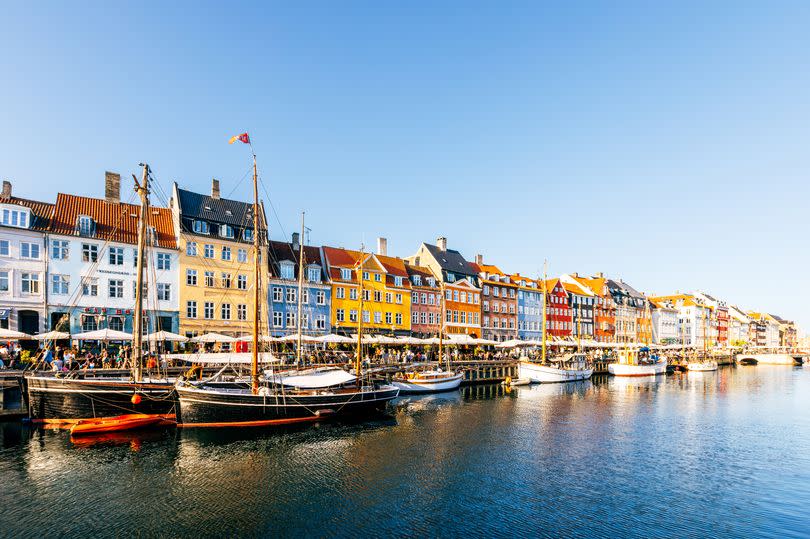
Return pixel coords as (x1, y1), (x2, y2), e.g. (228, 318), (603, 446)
(257, 176), (288, 243)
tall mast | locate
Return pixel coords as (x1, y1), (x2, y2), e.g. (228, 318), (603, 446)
(295, 212), (305, 367)
(541, 260), (547, 364)
(576, 300), (582, 352)
(355, 249), (364, 381)
(132, 163), (150, 383)
(250, 154), (260, 394)
(703, 308), (707, 359)
(439, 282), (445, 370)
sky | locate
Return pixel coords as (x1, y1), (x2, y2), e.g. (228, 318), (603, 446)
(2, 1), (809, 330)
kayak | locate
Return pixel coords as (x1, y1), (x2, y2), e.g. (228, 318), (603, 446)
(69, 414), (171, 436)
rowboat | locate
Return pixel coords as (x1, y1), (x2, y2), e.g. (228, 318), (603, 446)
(69, 413), (171, 436)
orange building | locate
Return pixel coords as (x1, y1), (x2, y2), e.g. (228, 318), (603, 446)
(576, 274), (616, 343)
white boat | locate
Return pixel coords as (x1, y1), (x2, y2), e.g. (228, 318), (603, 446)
(502, 376), (532, 387)
(391, 370), (464, 394)
(519, 353), (594, 383)
(686, 360), (718, 372)
(608, 348), (667, 377)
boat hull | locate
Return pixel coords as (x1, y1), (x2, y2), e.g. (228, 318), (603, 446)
(519, 362), (593, 383)
(607, 361), (667, 377)
(70, 413), (169, 436)
(176, 385), (400, 427)
(735, 353), (800, 366)
(26, 375), (176, 422)
(391, 373), (463, 394)
(686, 361), (718, 372)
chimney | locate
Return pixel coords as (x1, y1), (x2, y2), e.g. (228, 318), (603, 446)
(437, 237), (447, 252)
(211, 178), (220, 199)
(104, 172), (120, 203)
(377, 237), (387, 256)
(475, 254), (483, 265)
(0, 181), (11, 199)
(292, 232), (300, 251)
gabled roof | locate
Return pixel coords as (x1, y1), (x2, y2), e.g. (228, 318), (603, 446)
(406, 263), (440, 288)
(0, 195), (53, 232)
(446, 276), (480, 290)
(175, 185), (267, 242)
(578, 276), (607, 297)
(50, 193), (176, 249)
(267, 240), (325, 280)
(322, 246), (384, 283)
(560, 274), (595, 296)
(422, 243), (477, 277)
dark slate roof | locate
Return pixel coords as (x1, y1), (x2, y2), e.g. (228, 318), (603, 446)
(176, 186), (266, 243)
(267, 240), (325, 281)
(423, 243), (477, 277)
(606, 278), (646, 306)
(0, 195), (53, 232)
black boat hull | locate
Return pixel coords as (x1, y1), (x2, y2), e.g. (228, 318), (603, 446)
(176, 385), (400, 426)
(26, 375), (176, 421)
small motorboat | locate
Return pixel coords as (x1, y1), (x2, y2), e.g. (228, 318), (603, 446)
(69, 414), (172, 436)
(686, 360), (718, 372)
(391, 370), (464, 394)
(608, 347), (667, 377)
(519, 353), (594, 383)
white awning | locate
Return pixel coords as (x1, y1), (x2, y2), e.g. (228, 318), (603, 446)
(165, 352), (280, 364)
(72, 328), (133, 341)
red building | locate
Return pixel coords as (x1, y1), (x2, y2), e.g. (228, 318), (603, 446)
(405, 263), (441, 337)
(544, 278), (571, 338)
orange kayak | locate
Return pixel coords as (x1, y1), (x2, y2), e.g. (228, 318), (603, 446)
(69, 414), (170, 436)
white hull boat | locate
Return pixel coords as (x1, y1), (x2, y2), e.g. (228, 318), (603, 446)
(686, 360), (718, 372)
(519, 362), (593, 383)
(608, 360), (667, 377)
(391, 371), (464, 394)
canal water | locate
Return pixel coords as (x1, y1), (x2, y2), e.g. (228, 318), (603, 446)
(1, 365), (809, 538)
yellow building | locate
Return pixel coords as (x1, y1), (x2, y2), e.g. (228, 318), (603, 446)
(322, 246), (411, 335)
(171, 180), (267, 339)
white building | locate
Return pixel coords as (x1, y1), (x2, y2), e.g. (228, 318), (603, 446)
(0, 181), (52, 334)
(46, 173), (180, 335)
(649, 294), (715, 348)
(650, 300), (679, 344)
(727, 305), (751, 346)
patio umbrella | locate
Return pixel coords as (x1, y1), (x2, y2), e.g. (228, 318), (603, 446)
(0, 328), (32, 340)
(189, 332), (237, 343)
(71, 328), (133, 341)
(32, 330), (70, 341)
(275, 334), (321, 343)
(145, 330), (188, 342)
(316, 334), (355, 344)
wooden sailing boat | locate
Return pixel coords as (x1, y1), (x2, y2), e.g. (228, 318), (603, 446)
(27, 164), (177, 423)
(174, 137), (399, 427)
(519, 261), (593, 383)
(391, 281), (463, 394)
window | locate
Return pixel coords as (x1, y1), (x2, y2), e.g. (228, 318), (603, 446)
(220, 224), (234, 238)
(186, 301), (197, 318)
(286, 288), (297, 303)
(374, 273), (382, 282)
(286, 311), (296, 328)
(221, 273), (231, 288)
(460, 312), (466, 324)
(365, 311), (373, 324)
(307, 267), (320, 282)
(446, 272), (456, 282)
(221, 246), (231, 261)
(0, 271), (7, 292)
(186, 242), (197, 256)
(336, 309), (345, 323)
(157, 253), (171, 270)
(396, 293), (403, 304)
(363, 290), (370, 301)
(204, 302), (214, 319)
(272, 287), (282, 302)
(412, 311), (419, 324)
(108, 317), (124, 332)
(237, 275), (247, 290)
(243, 228), (253, 242)
(193, 220), (209, 234)
(82, 315), (98, 332)
(109, 246), (124, 265)
(82, 277), (98, 297)
(420, 312), (427, 324)
(340, 268), (352, 280)
(428, 294), (435, 305)
(412, 275), (422, 286)
(204, 271), (215, 287)
(374, 291), (382, 303)
(108, 279), (123, 298)
(336, 287), (345, 299)
(51, 274), (69, 295)
(349, 288), (357, 300)
(316, 290), (326, 305)
(51, 240), (69, 260)
(21, 242), (40, 259)
(273, 311), (283, 327)
(484, 301), (490, 312)
(221, 303), (231, 320)
(82, 243), (98, 262)
(1, 208), (29, 228)
(316, 315), (326, 330)
(237, 304), (247, 320)
(157, 283), (171, 301)
(301, 314), (309, 329)
(349, 309), (358, 323)
(362, 271), (369, 281)
(280, 262), (294, 280)
(186, 269), (197, 286)
(453, 290), (459, 302)
(237, 248), (248, 263)
(204, 244), (214, 258)
(493, 287), (500, 297)
(394, 276), (403, 287)
(385, 292), (392, 303)
(77, 215), (94, 236)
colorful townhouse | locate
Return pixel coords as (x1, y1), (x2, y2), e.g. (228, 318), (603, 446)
(773, 316), (797, 348)
(47, 173), (179, 335)
(266, 233), (330, 337)
(746, 312), (780, 348)
(727, 305), (751, 346)
(694, 291), (729, 347)
(406, 237), (481, 337)
(171, 180), (267, 339)
(0, 181), (52, 334)
(406, 263), (441, 338)
(649, 297), (680, 344)
(545, 278), (571, 339)
(322, 243), (411, 336)
(559, 274), (595, 339)
(649, 294), (714, 348)
(512, 273), (544, 341)
(577, 274), (616, 343)
(471, 258), (518, 342)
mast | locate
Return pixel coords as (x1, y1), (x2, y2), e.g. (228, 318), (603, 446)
(295, 212), (305, 367)
(250, 154), (260, 394)
(131, 163), (150, 383)
(355, 248), (364, 381)
(439, 282), (445, 370)
(541, 260), (547, 364)
(703, 307), (708, 360)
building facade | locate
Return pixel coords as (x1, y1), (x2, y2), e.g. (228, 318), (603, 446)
(560, 274), (595, 339)
(473, 260), (518, 342)
(578, 274), (616, 343)
(171, 180), (267, 338)
(0, 181), (52, 334)
(406, 263), (441, 337)
(545, 278), (571, 339)
(512, 274), (544, 341)
(650, 298), (679, 344)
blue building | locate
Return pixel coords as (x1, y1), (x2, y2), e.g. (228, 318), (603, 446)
(515, 275), (544, 341)
(267, 234), (331, 337)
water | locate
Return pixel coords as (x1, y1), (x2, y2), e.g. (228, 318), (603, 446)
(2, 365), (810, 538)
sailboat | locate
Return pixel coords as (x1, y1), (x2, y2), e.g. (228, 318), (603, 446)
(174, 137), (399, 427)
(391, 282), (464, 394)
(519, 263), (593, 383)
(27, 165), (177, 423)
(608, 299), (666, 376)
(687, 308), (718, 372)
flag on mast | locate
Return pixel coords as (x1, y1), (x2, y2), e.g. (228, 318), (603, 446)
(229, 132), (250, 144)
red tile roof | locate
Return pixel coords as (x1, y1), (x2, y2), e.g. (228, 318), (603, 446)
(50, 194), (177, 249)
(0, 195), (53, 231)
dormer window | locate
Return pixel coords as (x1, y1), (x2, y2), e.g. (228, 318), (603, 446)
(193, 220), (209, 234)
(394, 276), (403, 287)
(280, 261), (295, 280)
(340, 268), (352, 280)
(412, 275), (422, 286)
(77, 215), (94, 237)
(220, 224), (235, 238)
(492, 274), (500, 283)
(446, 272), (456, 283)
(2, 207), (30, 229)
(427, 277), (435, 287)
(307, 266), (321, 283)
(243, 228), (253, 242)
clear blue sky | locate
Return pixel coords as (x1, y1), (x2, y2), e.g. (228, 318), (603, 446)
(2, 2), (808, 330)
